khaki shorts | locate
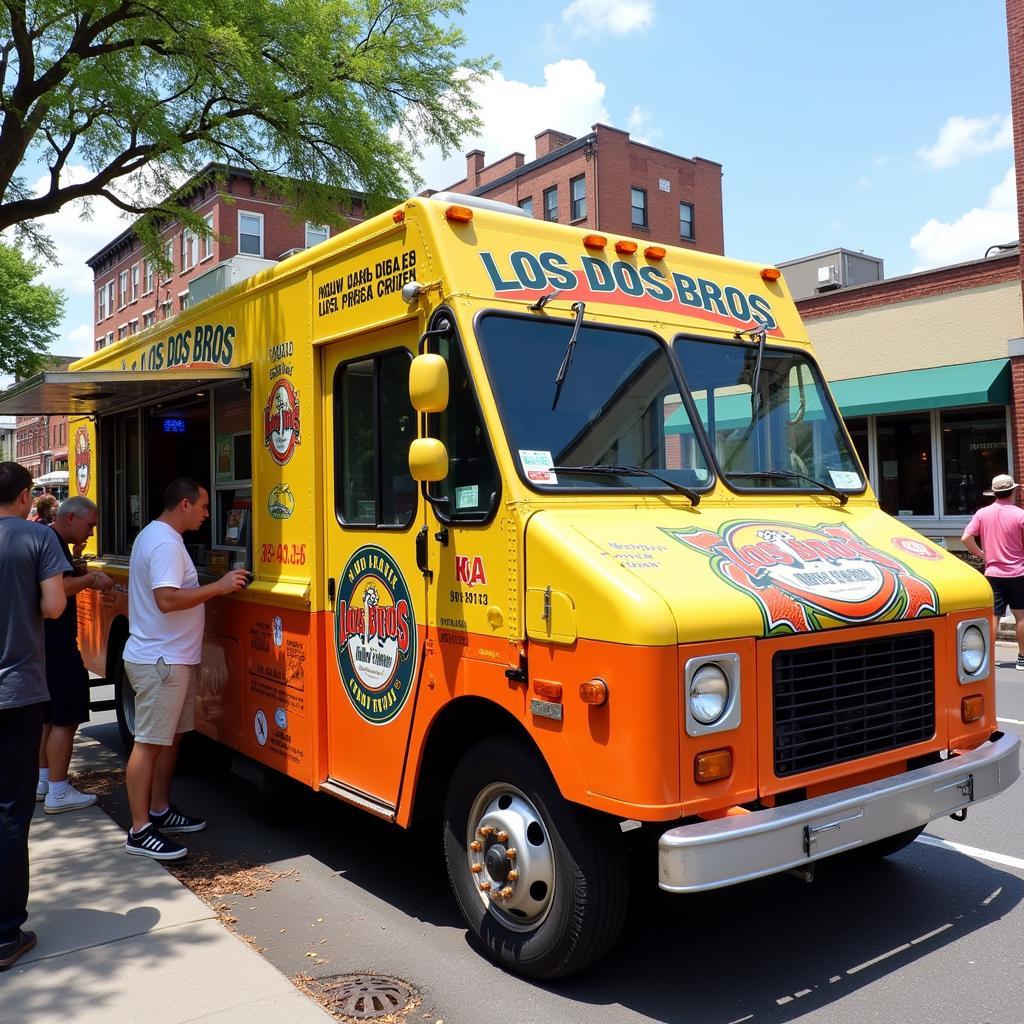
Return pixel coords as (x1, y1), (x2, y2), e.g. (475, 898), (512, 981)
(124, 659), (198, 746)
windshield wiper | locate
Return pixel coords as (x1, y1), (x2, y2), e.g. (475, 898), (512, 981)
(725, 469), (849, 505)
(555, 465), (700, 505)
(550, 301), (586, 411)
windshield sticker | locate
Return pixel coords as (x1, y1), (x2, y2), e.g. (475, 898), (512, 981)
(520, 449), (558, 484)
(455, 484), (479, 509)
(480, 250), (779, 333)
(74, 426), (91, 495)
(664, 520), (939, 634)
(828, 470), (862, 489)
(334, 545), (417, 725)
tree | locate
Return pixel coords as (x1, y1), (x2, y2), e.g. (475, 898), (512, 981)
(0, 240), (65, 378)
(0, 0), (493, 257)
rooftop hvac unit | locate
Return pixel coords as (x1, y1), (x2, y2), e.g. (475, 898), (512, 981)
(278, 247), (306, 261)
(816, 264), (840, 292)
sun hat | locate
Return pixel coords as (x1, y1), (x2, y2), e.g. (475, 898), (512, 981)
(983, 473), (1020, 496)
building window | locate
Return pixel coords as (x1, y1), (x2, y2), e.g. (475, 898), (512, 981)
(519, 197), (533, 217)
(118, 270), (128, 309)
(543, 186), (558, 223)
(875, 412), (934, 516)
(238, 211), (263, 256)
(570, 175), (586, 221)
(305, 222), (329, 248)
(143, 311), (155, 329)
(143, 260), (154, 296)
(128, 319), (139, 335)
(182, 229), (198, 271)
(162, 240), (174, 282)
(679, 201), (694, 240)
(631, 187), (648, 229)
(107, 280), (115, 315)
(106, 331), (114, 346)
(941, 406), (1008, 516)
(117, 324), (128, 340)
(179, 290), (190, 312)
(202, 214), (214, 260)
(97, 287), (106, 322)
(131, 263), (139, 302)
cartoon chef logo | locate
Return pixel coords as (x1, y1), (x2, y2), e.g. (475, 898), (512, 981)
(664, 520), (939, 634)
(263, 378), (301, 465)
(267, 483), (295, 520)
(334, 545), (417, 725)
(74, 427), (91, 495)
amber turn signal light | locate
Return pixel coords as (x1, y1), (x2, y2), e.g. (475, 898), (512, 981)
(644, 245), (666, 260)
(694, 748), (732, 784)
(760, 267), (782, 282)
(392, 210), (406, 223)
(579, 678), (608, 706)
(533, 679), (563, 702)
(583, 234), (607, 250)
(444, 205), (473, 223)
(614, 240), (638, 255)
(961, 694), (985, 723)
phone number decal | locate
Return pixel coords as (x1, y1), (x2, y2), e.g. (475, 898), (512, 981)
(261, 543), (307, 566)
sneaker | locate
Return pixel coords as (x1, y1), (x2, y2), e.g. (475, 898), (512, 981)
(149, 804), (206, 834)
(1016, 655), (1024, 671)
(44, 783), (98, 814)
(35, 780), (48, 802)
(0, 930), (37, 971)
(125, 824), (187, 861)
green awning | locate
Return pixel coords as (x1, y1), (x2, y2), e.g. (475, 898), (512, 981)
(830, 358), (1010, 418)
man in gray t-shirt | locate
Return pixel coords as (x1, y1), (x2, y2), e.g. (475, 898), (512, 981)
(0, 462), (68, 971)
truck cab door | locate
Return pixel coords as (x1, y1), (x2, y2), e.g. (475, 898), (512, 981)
(321, 325), (425, 811)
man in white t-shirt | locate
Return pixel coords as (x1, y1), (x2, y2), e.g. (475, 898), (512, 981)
(123, 478), (248, 860)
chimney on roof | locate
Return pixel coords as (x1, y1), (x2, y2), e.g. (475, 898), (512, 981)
(466, 149), (485, 187)
(534, 130), (575, 158)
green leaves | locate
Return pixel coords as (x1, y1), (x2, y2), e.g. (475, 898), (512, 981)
(0, 0), (494, 252)
(0, 242), (65, 378)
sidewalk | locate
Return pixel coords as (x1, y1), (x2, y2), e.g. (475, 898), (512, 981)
(2, 738), (335, 1024)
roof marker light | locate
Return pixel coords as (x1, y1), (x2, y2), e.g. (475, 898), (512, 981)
(444, 205), (474, 223)
(644, 245), (667, 260)
(392, 210), (406, 224)
(760, 267), (782, 282)
(615, 240), (638, 255)
(583, 234), (607, 250)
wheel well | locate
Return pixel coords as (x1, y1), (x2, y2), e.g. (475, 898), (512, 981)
(409, 697), (541, 828)
(105, 615), (129, 683)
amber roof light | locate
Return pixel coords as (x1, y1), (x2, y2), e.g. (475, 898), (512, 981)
(444, 205), (474, 223)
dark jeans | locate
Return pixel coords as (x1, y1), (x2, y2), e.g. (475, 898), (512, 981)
(0, 702), (44, 944)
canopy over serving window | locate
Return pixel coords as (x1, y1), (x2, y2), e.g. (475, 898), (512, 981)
(0, 368), (248, 416)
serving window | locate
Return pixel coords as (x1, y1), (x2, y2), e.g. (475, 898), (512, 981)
(99, 380), (253, 571)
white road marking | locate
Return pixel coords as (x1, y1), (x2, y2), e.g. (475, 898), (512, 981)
(996, 716), (1024, 726)
(982, 886), (1003, 906)
(918, 834), (1024, 872)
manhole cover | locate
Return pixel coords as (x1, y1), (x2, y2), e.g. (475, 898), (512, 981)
(307, 973), (417, 1020)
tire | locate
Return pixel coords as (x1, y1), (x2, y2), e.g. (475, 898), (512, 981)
(848, 824), (926, 861)
(443, 736), (628, 979)
(111, 650), (135, 756)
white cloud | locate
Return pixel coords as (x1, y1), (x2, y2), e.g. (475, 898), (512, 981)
(409, 60), (610, 191)
(917, 114), (1012, 170)
(909, 166), (1017, 270)
(626, 105), (660, 145)
(560, 0), (655, 37)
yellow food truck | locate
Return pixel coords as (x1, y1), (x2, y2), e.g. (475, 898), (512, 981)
(2, 193), (1018, 978)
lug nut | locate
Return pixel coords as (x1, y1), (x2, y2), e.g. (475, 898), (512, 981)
(499, 886), (513, 901)
(470, 840), (482, 852)
(471, 864), (483, 874)
(479, 826), (495, 837)
(479, 882), (491, 892)
(506, 848), (517, 860)
(507, 869), (519, 881)
(496, 830), (509, 843)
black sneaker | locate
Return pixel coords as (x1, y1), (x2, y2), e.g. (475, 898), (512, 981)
(125, 824), (187, 861)
(149, 804), (207, 834)
(1016, 655), (1024, 672)
(0, 930), (36, 971)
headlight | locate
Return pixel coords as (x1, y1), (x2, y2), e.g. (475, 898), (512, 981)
(960, 625), (986, 676)
(689, 663), (730, 724)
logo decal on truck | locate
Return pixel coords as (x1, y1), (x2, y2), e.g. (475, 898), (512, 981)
(74, 427), (91, 495)
(264, 378), (301, 465)
(664, 520), (939, 634)
(334, 545), (417, 725)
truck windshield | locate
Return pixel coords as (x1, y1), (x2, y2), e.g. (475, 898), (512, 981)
(476, 313), (712, 492)
(673, 336), (864, 495)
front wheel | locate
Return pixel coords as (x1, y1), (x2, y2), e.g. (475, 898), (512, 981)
(443, 736), (628, 979)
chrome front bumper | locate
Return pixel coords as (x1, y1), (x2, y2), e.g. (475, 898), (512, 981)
(659, 732), (1021, 892)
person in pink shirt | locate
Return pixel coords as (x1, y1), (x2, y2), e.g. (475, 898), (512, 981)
(962, 473), (1024, 670)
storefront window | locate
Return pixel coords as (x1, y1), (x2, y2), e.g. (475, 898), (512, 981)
(845, 417), (870, 475)
(941, 406), (1008, 515)
(213, 382), (253, 561)
(875, 412), (933, 516)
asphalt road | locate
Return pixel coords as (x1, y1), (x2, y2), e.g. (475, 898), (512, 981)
(79, 648), (1024, 1024)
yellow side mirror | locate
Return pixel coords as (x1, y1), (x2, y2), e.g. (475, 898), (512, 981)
(409, 353), (449, 413)
(409, 437), (449, 482)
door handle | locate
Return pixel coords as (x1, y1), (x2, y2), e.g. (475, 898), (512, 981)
(416, 526), (433, 580)
(327, 576), (336, 608)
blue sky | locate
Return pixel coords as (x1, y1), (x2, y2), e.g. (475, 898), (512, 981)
(32, 0), (1017, 360)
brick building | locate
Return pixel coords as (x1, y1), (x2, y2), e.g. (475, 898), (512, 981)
(86, 164), (366, 351)
(433, 124), (724, 254)
(15, 355), (75, 488)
